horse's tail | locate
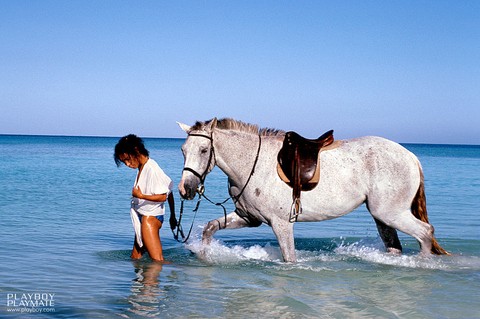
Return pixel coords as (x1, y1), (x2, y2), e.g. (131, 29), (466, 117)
(411, 165), (450, 255)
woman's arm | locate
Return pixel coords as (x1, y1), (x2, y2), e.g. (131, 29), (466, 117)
(132, 186), (167, 202)
(167, 192), (177, 230)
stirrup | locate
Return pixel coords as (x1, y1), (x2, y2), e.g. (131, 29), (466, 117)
(289, 198), (302, 223)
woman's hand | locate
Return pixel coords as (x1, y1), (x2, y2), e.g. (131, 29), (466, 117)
(132, 186), (144, 199)
(169, 215), (178, 231)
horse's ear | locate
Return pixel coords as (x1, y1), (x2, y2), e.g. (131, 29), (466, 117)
(177, 122), (191, 133)
(206, 117), (217, 131)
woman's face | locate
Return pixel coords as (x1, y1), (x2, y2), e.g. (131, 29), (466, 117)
(118, 153), (141, 169)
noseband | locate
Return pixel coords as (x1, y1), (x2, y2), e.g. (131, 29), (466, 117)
(182, 133), (215, 184)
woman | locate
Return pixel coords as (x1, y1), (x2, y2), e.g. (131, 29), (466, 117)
(114, 134), (176, 262)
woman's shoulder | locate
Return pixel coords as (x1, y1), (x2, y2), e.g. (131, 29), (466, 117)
(146, 158), (172, 185)
(146, 158), (166, 174)
(146, 158), (160, 169)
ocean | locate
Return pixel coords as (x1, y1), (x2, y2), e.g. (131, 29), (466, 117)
(0, 135), (479, 319)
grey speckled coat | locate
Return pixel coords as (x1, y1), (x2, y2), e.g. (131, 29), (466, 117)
(178, 118), (448, 262)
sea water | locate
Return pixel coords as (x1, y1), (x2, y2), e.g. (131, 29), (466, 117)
(0, 135), (479, 319)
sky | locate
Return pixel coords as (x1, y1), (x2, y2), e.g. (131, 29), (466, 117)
(0, 1), (479, 144)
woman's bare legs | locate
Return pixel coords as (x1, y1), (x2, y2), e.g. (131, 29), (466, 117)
(141, 216), (164, 261)
(131, 237), (144, 259)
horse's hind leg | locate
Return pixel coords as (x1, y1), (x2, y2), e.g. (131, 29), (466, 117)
(373, 210), (434, 255)
(202, 211), (260, 245)
(373, 217), (402, 254)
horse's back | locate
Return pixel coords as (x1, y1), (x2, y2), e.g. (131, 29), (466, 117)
(325, 135), (421, 202)
(299, 136), (421, 217)
(335, 136), (418, 165)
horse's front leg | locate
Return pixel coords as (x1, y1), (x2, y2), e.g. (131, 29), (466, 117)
(203, 211), (253, 245)
(271, 218), (296, 263)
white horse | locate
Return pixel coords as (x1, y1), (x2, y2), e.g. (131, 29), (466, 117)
(177, 118), (448, 262)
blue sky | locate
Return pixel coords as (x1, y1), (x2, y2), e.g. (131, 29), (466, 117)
(1, 1), (479, 144)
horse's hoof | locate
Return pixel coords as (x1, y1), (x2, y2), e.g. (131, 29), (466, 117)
(386, 248), (402, 255)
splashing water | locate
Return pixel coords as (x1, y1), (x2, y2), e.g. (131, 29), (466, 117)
(186, 237), (283, 264)
(184, 234), (480, 272)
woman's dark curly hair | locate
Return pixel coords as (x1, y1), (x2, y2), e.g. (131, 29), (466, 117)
(114, 134), (149, 167)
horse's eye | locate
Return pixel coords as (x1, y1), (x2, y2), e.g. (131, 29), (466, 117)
(200, 148), (208, 154)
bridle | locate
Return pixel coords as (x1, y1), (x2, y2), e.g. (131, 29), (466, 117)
(181, 132), (215, 184)
(172, 131), (262, 243)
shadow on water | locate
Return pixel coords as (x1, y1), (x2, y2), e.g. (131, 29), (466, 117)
(96, 249), (132, 261)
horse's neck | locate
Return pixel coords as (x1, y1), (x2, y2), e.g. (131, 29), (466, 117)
(213, 129), (261, 184)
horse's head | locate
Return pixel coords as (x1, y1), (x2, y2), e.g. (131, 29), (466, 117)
(177, 118), (217, 200)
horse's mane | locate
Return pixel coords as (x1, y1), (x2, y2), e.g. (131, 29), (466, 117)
(192, 118), (285, 137)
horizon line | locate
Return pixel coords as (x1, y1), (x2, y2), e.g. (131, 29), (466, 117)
(1, 133), (478, 147)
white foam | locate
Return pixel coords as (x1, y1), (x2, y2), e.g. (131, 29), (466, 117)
(333, 239), (480, 270)
(184, 234), (480, 271)
(186, 237), (282, 264)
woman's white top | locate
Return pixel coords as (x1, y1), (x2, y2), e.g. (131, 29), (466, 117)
(130, 158), (173, 247)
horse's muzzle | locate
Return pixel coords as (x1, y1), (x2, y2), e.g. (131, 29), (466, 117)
(178, 176), (200, 200)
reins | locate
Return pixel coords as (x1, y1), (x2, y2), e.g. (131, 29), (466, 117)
(172, 133), (262, 243)
(171, 186), (203, 243)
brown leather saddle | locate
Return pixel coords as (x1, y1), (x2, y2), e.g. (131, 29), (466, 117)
(277, 130), (335, 222)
